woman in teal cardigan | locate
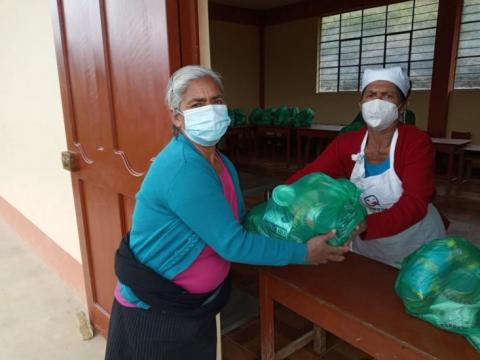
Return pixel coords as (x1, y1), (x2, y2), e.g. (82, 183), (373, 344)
(105, 65), (350, 360)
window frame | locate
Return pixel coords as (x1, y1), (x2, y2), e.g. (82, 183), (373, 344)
(317, 0), (439, 93)
(454, 0), (480, 89)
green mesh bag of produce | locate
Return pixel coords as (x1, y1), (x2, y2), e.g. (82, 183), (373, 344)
(395, 237), (480, 351)
(244, 172), (366, 246)
(272, 106), (298, 126)
(292, 108), (315, 128)
(228, 108), (246, 127)
(249, 108), (266, 125)
(262, 107), (277, 126)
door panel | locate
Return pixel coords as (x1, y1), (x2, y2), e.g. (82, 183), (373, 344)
(82, 181), (122, 314)
(62, 0), (114, 154)
(105, 0), (174, 171)
(51, 0), (196, 335)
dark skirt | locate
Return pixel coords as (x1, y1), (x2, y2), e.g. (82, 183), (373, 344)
(105, 299), (217, 360)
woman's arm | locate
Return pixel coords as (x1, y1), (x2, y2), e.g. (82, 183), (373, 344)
(167, 165), (308, 265)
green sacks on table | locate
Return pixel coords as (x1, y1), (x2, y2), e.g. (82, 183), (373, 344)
(292, 108), (315, 128)
(248, 107), (315, 127)
(249, 107), (269, 125)
(228, 108), (247, 127)
(395, 237), (480, 351)
(244, 172), (366, 246)
(273, 106), (299, 127)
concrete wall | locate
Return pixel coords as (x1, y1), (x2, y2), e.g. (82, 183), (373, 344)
(210, 20), (260, 113)
(0, 0), (81, 261)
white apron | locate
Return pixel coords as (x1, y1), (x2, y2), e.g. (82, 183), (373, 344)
(350, 130), (446, 268)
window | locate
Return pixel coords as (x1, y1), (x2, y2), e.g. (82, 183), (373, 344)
(317, 0), (439, 93)
(455, 0), (480, 89)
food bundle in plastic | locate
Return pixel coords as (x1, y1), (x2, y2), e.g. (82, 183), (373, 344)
(228, 108), (247, 127)
(244, 173), (366, 246)
(248, 106), (315, 128)
(395, 237), (480, 351)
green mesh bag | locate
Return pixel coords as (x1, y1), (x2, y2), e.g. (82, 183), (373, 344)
(395, 237), (480, 351)
(272, 106), (298, 126)
(228, 108), (246, 127)
(262, 107), (277, 126)
(292, 108), (315, 128)
(244, 172), (366, 246)
(249, 108), (266, 125)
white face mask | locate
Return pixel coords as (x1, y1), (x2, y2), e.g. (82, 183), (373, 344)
(180, 104), (231, 147)
(361, 99), (399, 131)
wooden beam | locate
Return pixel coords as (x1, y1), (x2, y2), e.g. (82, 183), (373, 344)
(427, 0), (463, 137)
(178, 0), (200, 65)
(264, 0), (407, 25)
(209, 2), (262, 26)
(259, 22), (265, 108)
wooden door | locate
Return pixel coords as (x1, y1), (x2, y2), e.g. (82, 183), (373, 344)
(51, 0), (199, 335)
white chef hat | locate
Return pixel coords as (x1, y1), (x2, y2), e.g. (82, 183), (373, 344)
(360, 66), (411, 97)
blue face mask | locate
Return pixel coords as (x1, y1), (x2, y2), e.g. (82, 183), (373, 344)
(181, 104), (231, 147)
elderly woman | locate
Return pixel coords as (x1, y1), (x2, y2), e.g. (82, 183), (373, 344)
(104, 65), (349, 360)
(287, 67), (446, 268)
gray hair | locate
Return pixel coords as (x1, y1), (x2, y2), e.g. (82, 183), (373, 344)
(165, 65), (224, 112)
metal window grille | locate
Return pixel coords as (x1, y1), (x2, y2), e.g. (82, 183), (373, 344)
(317, 0), (439, 93)
(455, 0), (480, 89)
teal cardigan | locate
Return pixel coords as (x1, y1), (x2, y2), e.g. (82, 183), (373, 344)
(119, 134), (307, 308)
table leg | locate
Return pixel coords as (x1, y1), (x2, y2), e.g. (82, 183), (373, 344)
(446, 148), (455, 195)
(457, 149), (465, 185)
(305, 137), (312, 165)
(286, 132), (291, 168)
(297, 133), (302, 166)
(260, 272), (275, 360)
(313, 326), (327, 355)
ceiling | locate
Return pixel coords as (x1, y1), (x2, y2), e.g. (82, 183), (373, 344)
(210, 0), (304, 10)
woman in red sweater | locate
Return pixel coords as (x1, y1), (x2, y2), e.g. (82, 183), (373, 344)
(287, 67), (446, 268)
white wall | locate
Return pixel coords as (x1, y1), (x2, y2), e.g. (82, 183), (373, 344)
(0, 0), (81, 262)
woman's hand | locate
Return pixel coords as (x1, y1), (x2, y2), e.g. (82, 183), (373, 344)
(306, 230), (349, 265)
(344, 221), (367, 247)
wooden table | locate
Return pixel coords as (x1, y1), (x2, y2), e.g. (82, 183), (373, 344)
(259, 253), (478, 360)
(296, 124), (343, 165)
(431, 138), (472, 194)
(254, 125), (293, 167)
(224, 125), (256, 161)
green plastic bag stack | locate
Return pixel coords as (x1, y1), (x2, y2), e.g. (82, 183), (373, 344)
(244, 172), (366, 246)
(292, 108), (315, 128)
(273, 106), (299, 127)
(248, 107), (315, 127)
(395, 237), (480, 351)
(228, 108), (246, 127)
(249, 107), (269, 125)
(262, 108), (277, 126)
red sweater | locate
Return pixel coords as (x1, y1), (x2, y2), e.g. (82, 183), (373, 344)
(286, 124), (436, 240)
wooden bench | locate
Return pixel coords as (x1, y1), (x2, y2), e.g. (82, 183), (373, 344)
(259, 252), (478, 359)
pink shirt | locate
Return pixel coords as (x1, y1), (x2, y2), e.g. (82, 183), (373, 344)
(171, 153), (239, 293)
